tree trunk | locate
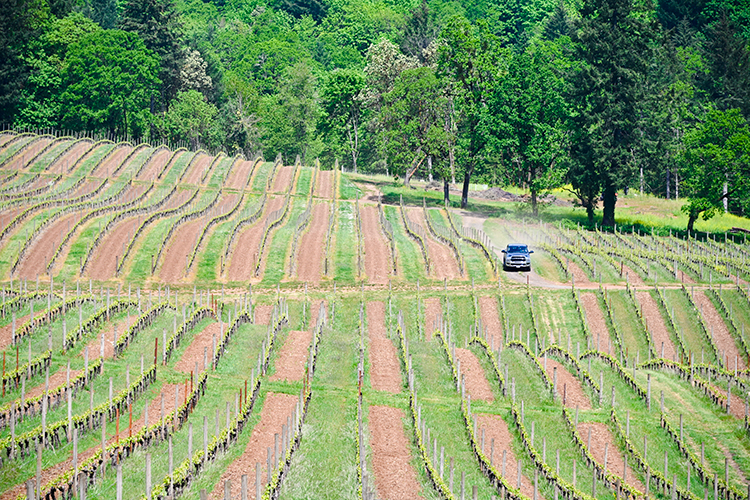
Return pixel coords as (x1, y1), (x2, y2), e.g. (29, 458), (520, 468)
(687, 213), (697, 233)
(405, 150), (425, 189)
(602, 183), (617, 227)
(531, 188), (538, 217)
(444, 179), (450, 206)
(461, 171), (471, 209)
(586, 201), (595, 225)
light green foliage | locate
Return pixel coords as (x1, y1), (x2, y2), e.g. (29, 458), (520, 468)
(165, 90), (219, 150)
(679, 108), (750, 231)
(60, 29), (160, 136)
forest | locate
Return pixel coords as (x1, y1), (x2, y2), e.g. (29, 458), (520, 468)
(1, 0), (750, 227)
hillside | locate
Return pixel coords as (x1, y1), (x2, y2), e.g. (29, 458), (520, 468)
(0, 133), (748, 500)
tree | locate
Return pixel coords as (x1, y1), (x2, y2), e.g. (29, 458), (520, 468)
(569, 0), (652, 227)
(120, 0), (184, 104)
(60, 29), (160, 136)
(180, 48), (212, 96)
(260, 61), (321, 162)
(380, 67), (448, 189)
(701, 12), (750, 117)
(15, 13), (101, 129)
(165, 90), (218, 149)
(401, 0), (439, 64)
(438, 15), (506, 209)
(321, 68), (366, 172)
(0, 0), (47, 123)
(679, 108), (750, 232)
(489, 38), (572, 216)
(89, 0), (118, 28)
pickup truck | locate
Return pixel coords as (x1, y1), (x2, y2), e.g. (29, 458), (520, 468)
(501, 244), (533, 271)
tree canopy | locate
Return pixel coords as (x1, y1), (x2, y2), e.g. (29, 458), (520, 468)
(5, 0), (750, 227)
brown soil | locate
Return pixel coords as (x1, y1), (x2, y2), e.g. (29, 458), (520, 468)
(455, 348), (494, 402)
(81, 315), (139, 360)
(226, 196), (285, 282)
(695, 291), (747, 370)
(0, 207), (24, 230)
(158, 218), (204, 283)
(137, 149), (171, 181)
(9, 138), (53, 170)
(86, 217), (140, 280)
(423, 297), (441, 342)
(46, 141), (92, 175)
(369, 405), (421, 500)
(476, 413), (541, 499)
(270, 330), (313, 382)
(19, 367), (82, 402)
(542, 357), (591, 409)
(577, 422), (644, 492)
(225, 159), (255, 190)
(621, 264), (645, 286)
(91, 145), (132, 177)
(159, 193), (236, 283)
(44, 184), (145, 277)
(17, 212), (82, 280)
(72, 179), (101, 198)
(478, 296), (503, 348)
(0, 383), (180, 500)
(295, 202), (329, 283)
(315, 170), (334, 199)
(254, 305), (273, 325)
(272, 166), (294, 193)
(568, 261), (590, 285)
(360, 205), (390, 285)
(174, 321), (223, 373)
(210, 392), (298, 500)
(406, 208), (461, 280)
(0, 313), (32, 351)
(636, 291), (677, 361)
(580, 293), (613, 355)
(182, 154), (212, 186)
(366, 302), (401, 393)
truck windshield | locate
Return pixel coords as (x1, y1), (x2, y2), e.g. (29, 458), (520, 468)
(508, 246), (527, 253)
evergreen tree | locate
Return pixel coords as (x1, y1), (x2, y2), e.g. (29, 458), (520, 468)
(401, 0), (438, 64)
(542, 0), (572, 40)
(89, 0), (118, 29)
(569, 0), (653, 226)
(120, 0), (184, 105)
(702, 12), (750, 117)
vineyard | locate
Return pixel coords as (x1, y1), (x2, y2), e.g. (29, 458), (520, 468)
(0, 131), (750, 500)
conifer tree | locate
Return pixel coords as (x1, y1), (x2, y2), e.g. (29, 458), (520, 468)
(120, 0), (184, 106)
(569, 0), (652, 226)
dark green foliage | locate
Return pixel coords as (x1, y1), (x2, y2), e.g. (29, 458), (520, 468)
(0, 0), (47, 123)
(657, 0), (707, 31)
(569, 0), (653, 226)
(321, 68), (366, 172)
(120, 0), (184, 104)
(89, 0), (118, 28)
(701, 12), (750, 116)
(401, 0), (439, 63)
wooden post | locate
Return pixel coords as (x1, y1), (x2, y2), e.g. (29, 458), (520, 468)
(146, 453), (151, 498)
(36, 439), (42, 498)
(256, 463), (261, 499)
(241, 474), (248, 500)
(116, 461), (123, 500)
